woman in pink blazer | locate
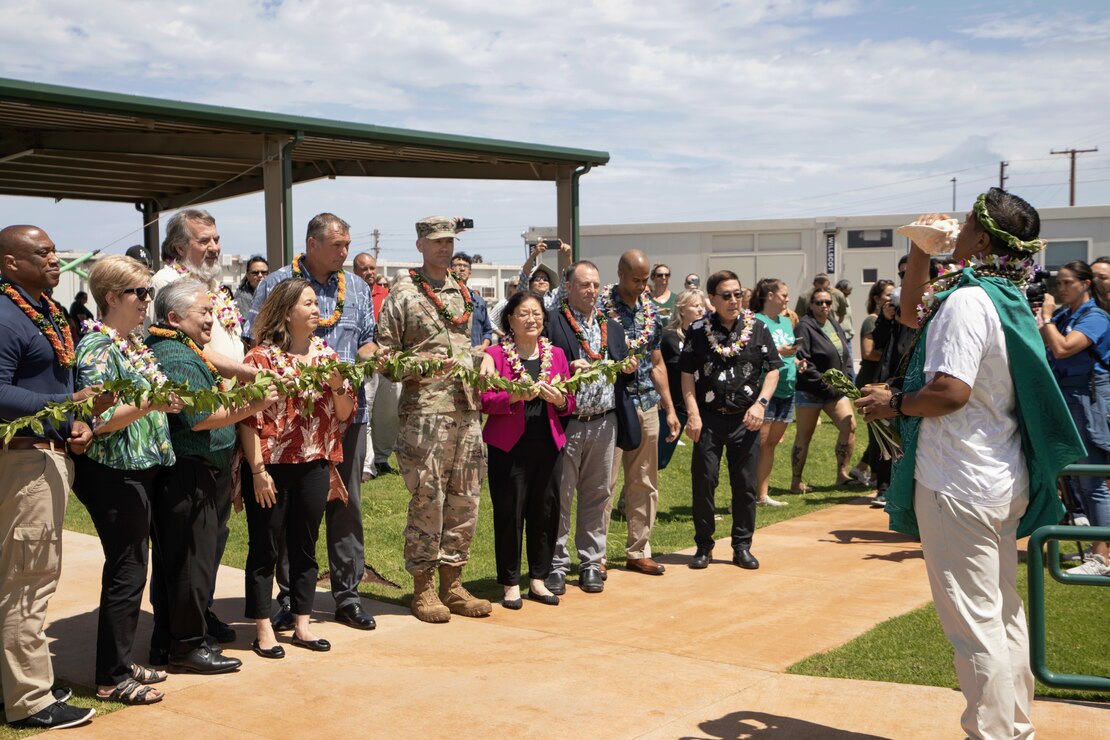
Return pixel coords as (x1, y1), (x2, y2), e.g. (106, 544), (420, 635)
(481, 292), (576, 609)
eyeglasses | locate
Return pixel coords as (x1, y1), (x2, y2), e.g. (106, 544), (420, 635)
(812, 299), (833, 306)
(248, 269), (269, 277)
(897, 271), (906, 279)
(122, 286), (156, 301)
(653, 272), (671, 279)
(716, 290), (742, 301)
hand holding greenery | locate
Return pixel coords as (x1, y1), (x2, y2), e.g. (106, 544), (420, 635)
(823, 368), (903, 461)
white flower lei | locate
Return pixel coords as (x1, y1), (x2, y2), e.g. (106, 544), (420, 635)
(266, 335), (328, 400)
(706, 310), (756, 357)
(502, 336), (553, 383)
(600, 284), (657, 355)
(84, 319), (169, 386)
(173, 263), (243, 336)
(915, 254), (1038, 327)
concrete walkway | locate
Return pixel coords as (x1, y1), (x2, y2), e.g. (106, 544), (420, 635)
(45, 501), (1104, 738)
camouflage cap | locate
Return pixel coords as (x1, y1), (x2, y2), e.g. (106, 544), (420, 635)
(416, 216), (458, 241)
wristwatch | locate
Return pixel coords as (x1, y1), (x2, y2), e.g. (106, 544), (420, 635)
(889, 392), (905, 416)
(757, 397), (769, 407)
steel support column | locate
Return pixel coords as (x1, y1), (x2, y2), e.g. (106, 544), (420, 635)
(555, 168), (574, 275)
(262, 137), (285, 267)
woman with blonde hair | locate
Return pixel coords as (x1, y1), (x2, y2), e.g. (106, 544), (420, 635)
(658, 288), (707, 469)
(73, 255), (182, 704)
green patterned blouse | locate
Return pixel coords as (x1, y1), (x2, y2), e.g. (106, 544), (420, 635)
(75, 332), (176, 471)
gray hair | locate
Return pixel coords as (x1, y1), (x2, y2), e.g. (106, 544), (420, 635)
(306, 213), (350, 243)
(154, 279), (207, 324)
(162, 209), (215, 262)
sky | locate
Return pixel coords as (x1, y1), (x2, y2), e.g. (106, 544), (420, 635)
(3, 0), (1110, 265)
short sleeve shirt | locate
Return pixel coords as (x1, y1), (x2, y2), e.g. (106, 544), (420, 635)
(679, 312), (782, 414)
(76, 332), (175, 470)
(603, 286), (662, 411)
(1048, 299), (1110, 378)
(755, 312), (797, 398)
(243, 344), (354, 464)
(916, 286), (1027, 504)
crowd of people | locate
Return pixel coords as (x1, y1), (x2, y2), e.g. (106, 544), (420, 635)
(0, 189), (1104, 736)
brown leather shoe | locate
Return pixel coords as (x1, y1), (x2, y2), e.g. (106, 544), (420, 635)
(625, 557), (666, 575)
(598, 562), (608, 581)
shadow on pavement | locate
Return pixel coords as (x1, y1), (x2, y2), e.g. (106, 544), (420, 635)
(680, 710), (891, 739)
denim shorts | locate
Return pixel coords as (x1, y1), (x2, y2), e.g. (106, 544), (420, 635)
(794, 390), (827, 409)
(765, 395), (794, 423)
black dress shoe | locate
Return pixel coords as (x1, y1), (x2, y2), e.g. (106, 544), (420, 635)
(733, 549), (760, 570)
(335, 603), (376, 631)
(251, 640), (285, 659)
(544, 571), (566, 596)
(689, 548), (712, 569)
(271, 606), (295, 632)
(579, 568), (604, 593)
(149, 646), (169, 667)
(501, 597), (523, 610)
(526, 591), (560, 606)
(169, 646), (242, 675)
(291, 636), (331, 652)
(205, 610), (237, 644)
(376, 461), (395, 475)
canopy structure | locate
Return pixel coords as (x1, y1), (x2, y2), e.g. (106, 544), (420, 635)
(0, 77), (609, 266)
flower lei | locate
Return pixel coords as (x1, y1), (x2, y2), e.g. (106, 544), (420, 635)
(172, 263), (243, 335)
(561, 299), (608, 360)
(0, 280), (75, 367)
(265, 336), (328, 400)
(409, 268), (473, 326)
(706, 310), (756, 357)
(600, 284), (657, 355)
(148, 325), (219, 376)
(291, 254), (345, 328)
(84, 320), (169, 386)
(915, 253), (1039, 327)
(503, 336), (553, 383)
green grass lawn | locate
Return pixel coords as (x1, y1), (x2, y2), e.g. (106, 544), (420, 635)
(47, 416), (1106, 739)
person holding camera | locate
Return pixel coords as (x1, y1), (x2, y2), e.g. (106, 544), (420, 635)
(856, 190), (1083, 740)
(1038, 260), (1110, 576)
(518, 239), (572, 310)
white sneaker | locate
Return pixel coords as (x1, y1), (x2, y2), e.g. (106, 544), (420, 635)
(1066, 554), (1110, 576)
(1073, 515), (1091, 527)
(848, 466), (873, 487)
(757, 497), (788, 507)
(1062, 545), (1093, 562)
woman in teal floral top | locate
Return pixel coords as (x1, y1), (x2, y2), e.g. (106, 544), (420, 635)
(72, 255), (182, 706)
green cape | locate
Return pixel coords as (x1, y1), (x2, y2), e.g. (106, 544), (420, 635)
(886, 269), (1084, 538)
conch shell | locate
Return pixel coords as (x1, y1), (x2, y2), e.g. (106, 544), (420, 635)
(896, 218), (961, 255)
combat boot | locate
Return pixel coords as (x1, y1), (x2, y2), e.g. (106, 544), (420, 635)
(410, 568), (450, 623)
(438, 564), (492, 618)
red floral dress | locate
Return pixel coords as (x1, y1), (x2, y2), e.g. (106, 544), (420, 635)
(243, 343), (356, 465)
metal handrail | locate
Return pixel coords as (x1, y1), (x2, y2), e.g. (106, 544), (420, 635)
(1026, 523), (1110, 692)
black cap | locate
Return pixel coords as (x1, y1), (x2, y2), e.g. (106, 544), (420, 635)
(125, 245), (152, 268)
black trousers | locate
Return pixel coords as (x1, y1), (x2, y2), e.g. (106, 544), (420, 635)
(691, 410), (759, 551)
(71, 455), (157, 686)
(276, 422), (366, 611)
(243, 460), (329, 618)
(149, 456), (219, 655)
(487, 435), (561, 586)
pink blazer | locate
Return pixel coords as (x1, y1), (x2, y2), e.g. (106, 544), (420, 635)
(481, 343), (577, 452)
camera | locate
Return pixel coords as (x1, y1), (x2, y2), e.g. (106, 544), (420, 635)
(542, 238), (562, 249)
(1025, 269), (1050, 311)
(456, 218), (474, 230)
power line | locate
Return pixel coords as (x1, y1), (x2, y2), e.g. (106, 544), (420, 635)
(1051, 147), (1100, 205)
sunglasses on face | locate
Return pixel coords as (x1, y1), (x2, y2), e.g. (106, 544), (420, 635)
(249, 269), (269, 277)
(123, 286), (156, 301)
(653, 272), (671, 278)
(716, 290), (742, 301)
(812, 299), (833, 306)
(531, 275), (550, 283)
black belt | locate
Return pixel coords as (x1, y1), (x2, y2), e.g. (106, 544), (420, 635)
(574, 410), (615, 423)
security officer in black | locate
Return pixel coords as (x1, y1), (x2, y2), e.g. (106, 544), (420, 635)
(680, 270), (782, 570)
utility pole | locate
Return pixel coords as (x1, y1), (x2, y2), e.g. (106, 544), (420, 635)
(999, 161), (1008, 190)
(950, 177), (957, 211)
(371, 228), (380, 259)
(1051, 147), (1099, 206)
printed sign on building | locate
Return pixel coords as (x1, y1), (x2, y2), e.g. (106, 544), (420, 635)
(825, 233), (836, 274)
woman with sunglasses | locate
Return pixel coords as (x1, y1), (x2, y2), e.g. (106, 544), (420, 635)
(649, 263), (676, 324)
(792, 288), (857, 491)
(72, 255), (183, 705)
(234, 255), (269, 320)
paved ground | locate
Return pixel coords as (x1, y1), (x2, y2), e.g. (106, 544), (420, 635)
(43, 500), (1105, 738)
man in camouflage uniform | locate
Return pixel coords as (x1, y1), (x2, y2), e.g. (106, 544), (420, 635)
(376, 216), (491, 623)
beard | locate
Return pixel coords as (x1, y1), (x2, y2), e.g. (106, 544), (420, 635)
(183, 259), (222, 285)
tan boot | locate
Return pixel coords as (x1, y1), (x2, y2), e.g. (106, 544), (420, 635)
(438, 564), (492, 618)
(410, 568), (450, 623)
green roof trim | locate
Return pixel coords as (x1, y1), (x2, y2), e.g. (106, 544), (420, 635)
(0, 77), (609, 166)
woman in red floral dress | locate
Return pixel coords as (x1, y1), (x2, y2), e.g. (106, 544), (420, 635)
(239, 279), (355, 658)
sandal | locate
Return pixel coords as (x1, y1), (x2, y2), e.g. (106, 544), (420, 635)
(130, 663), (167, 685)
(790, 481), (810, 494)
(97, 677), (164, 705)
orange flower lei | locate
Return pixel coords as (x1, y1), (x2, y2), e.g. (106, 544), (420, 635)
(1, 280), (75, 367)
(561, 299), (608, 360)
(148, 325), (219, 376)
(409, 268), (473, 325)
(291, 254), (344, 328)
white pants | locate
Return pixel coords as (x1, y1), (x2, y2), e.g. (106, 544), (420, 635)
(914, 482), (1034, 740)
